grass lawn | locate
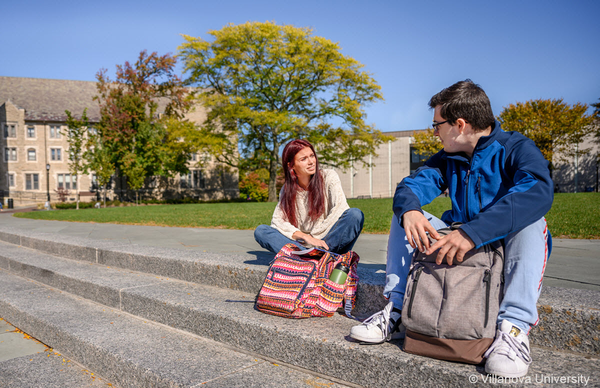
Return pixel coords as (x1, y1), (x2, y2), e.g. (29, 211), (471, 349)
(14, 193), (600, 239)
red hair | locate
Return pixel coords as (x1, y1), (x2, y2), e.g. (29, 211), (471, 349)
(280, 139), (325, 227)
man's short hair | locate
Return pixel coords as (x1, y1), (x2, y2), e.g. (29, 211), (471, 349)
(428, 79), (495, 131)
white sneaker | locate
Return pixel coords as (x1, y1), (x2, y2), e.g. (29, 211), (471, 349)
(484, 319), (532, 378)
(349, 302), (405, 344)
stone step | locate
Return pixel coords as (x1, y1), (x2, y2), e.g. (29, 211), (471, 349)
(0, 227), (388, 316)
(0, 228), (598, 356)
(0, 242), (598, 387)
(0, 271), (352, 388)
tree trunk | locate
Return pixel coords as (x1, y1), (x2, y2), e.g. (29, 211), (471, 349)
(103, 186), (107, 208)
(267, 143), (279, 202)
(75, 173), (79, 210)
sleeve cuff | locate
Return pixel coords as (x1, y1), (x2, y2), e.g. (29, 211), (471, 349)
(459, 223), (484, 248)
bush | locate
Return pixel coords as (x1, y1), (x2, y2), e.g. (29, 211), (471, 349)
(54, 201), (96, 209)
(51, 197), (248, 210)
(239, 169), (269, 202)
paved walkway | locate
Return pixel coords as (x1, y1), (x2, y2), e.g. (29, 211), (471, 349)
(0, 211), (598, 291)
(0, 318), (47, 361)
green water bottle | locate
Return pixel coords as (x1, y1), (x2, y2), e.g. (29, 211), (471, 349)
(329, 263), (349, 284)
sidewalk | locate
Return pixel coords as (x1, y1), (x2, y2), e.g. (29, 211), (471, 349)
(0, 212), (598, 291)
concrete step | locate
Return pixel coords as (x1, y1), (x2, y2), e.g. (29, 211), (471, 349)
(0, 227), (598, 356)
(0, 242), (598, 387)
(0, 271), (352, 388)
(0, 226), (389, 316)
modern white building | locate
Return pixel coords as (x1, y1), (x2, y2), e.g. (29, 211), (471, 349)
(333, 130), (428, 199)
(334, 126), (599, 199)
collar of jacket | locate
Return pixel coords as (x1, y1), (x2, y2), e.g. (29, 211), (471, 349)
(441, 121), (502, 164)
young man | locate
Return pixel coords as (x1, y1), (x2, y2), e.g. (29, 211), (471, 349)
(350, 80), (553, 378)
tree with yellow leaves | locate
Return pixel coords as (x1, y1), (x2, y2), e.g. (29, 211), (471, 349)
(498, 99), (595, 171)
(178, 22), (392, 201)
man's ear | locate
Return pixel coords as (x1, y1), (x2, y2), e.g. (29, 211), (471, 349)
(456, 118), (469, 134)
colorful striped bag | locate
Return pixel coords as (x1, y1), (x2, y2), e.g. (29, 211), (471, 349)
(255, 243), (360, 318)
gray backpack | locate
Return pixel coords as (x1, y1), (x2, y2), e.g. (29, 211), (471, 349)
(402, 225), (504, 364)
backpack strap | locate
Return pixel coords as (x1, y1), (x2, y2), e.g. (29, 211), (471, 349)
(340, 250), (360, 320)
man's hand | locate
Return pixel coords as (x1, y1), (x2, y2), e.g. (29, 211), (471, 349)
(293, 231), (329, 250)
(402, 210), (441, 253)
(425, 229), (475, 265)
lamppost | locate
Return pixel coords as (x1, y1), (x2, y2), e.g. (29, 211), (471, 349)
(46, 164), (50, 203)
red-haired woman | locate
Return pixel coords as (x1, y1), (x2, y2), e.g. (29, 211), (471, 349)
(254, 139), (364, 254)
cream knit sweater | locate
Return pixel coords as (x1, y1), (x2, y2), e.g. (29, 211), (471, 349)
(271, 169), (350, 241)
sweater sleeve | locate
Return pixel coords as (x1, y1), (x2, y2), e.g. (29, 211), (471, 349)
(270, 186), (300, 240)
(308, 170), (350, 239)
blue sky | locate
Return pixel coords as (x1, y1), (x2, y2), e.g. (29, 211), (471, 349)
(3, 0), (599, 132)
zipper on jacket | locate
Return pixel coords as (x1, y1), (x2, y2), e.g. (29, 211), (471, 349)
(464, 169), (471, 221)
(483, 269), (491, 328)
(477, 176), (482, 211)
(407, 266), (424, 319)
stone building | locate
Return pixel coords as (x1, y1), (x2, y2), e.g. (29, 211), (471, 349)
(0, 76), (238, 207)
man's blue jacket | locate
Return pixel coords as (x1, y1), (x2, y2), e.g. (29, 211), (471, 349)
(393, 122), (554, 248)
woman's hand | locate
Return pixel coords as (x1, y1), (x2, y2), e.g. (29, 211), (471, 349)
(293, 232), (329, 250)
(305, 235), (329, 250)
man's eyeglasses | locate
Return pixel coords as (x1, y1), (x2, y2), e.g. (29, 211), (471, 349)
(432, 120), (449, 131)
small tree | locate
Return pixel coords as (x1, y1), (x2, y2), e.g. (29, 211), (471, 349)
(94, 50), (193, 200)
(54, 187), (69, 203)
(498, 99), (595, 170)
(65, 109), (89, 210)
(85, 132), (115, 208)
(121, 152), (146, 204)
(179, 21), (393, 201)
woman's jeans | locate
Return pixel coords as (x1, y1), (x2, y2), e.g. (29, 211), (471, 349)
(384, 211), (551, 332)
(254, 208), (364, 254)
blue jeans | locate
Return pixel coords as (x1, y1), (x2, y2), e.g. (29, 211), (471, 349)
(384, 211), (551, 332)
(254, 208), (364, 254)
